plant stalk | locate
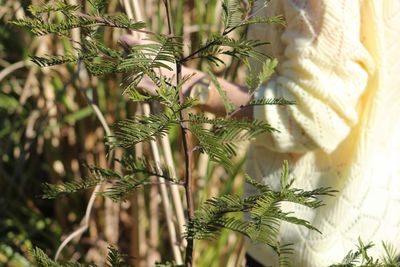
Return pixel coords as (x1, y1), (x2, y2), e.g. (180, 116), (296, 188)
(177, 62), (195, 267)
(162, 1), (195, 264)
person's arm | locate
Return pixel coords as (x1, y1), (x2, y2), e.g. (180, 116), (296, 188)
(120, 34), (252, 118)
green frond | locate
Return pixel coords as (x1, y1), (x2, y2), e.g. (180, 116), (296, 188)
(186, 194), (248, 240)
(239, 163), (336, 246)
(246, 192), (283, 244)
(11, 16), (95, 36)
(276, 161), (337, 209)
(222, 0), (284, 31)
(245, 174), (272, 193)
(124, 87), (153, 102)
(258, 58), (278, 85)
(102, 14), (146, 31)
(208, 71), (236, 113)
(246, 58), (278, 91)
(280, 160), (290, 189)
(221, 38), (269, 61)
(84, 59), (119, 75)
(270, 243), (294, 267)
(330, 239), (376, 267)
(188, 113), (273, 131)
(30, 247), (87, 266)
(120, 36), (181, 73)
(276, 211), (321, 233)
(281, 186), (337, 209)
(248, 97), (296, 106)
(41, 165), (126, 199)
(222, 0), (244, 29)
(189, 124), (233, 169)
(30, 247), (63, 267)
(106, 246), (130, 267)
(241, 15), (286, 27)
(193, 34), (268, 65)
(12, 13), (146, 36)
(118, 37), (182, 96)
(87, 165), (124, 180)
(188, 115), (277, 162)
(119, 156), (178, 182)
(245, 71), (259, 92)
(86, 38), (123, 59)
(27, 1), (80, 16)
(381, 242), (399, 265)
(99, 175), (147, 202)
(93, 157), (178, 202)
(155, 78), (181, 110)
(88, 0), (108, 14)
(30, 52), (96, 67)
(108, 113), (177, 148)
(41, 176), (103, 199)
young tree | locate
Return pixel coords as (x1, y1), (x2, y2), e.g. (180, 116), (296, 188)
(13, 0), (336, 266)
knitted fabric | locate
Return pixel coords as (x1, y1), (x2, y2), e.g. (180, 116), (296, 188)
(246, 0), (400, 266)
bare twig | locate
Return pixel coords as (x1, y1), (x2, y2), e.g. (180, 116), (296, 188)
(54, 183), (100, 260)
(0, 60), (30, 83)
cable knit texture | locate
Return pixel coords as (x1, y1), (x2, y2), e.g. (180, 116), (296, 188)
(246, 0), (400, 266)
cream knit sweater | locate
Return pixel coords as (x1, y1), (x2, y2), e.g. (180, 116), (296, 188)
(246, 0), (400, 266)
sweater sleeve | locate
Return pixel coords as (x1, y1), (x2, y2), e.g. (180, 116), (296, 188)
(252, 0), (374, 154)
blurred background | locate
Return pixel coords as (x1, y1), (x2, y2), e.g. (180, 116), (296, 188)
(0, 0), (249, 266)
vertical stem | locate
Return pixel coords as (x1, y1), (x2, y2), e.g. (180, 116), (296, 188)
(163, 0), (173, 35)
(176, 64), (195, 266)
(162, 1), (195, 265)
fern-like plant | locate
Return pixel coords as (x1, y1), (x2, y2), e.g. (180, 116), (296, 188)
(13, 0), (335, 266)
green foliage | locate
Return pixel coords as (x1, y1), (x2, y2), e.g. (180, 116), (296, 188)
(27, 1), (80, 17)
(11, 0), (338, 266)
(42, 176), (103, 199)
(87, 0), (108, 14)
(195, 35), (269, 65)
(42, 157), (178, 201)
(208, 70), (236, 113)
(108, 113), (177, 148)
(222, 0), (284, 31)
(329, 239), (400, 267)
(188, 113), (277, 169)
(186, 161), (336, 245)
(246, 58), (278, 92)
(273, 243), (294, 267)
(106, 247), (130, 267)
(30, 246), (129, 267)
(12, 11), (146, 36)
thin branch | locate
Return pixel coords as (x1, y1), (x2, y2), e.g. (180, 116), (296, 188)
(180, 39), (219, 63)
(162, 0), (173, 35)
(55, 183), (100, 261)
(0, 60), (30, 82)
(142, 181), (185, 186)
